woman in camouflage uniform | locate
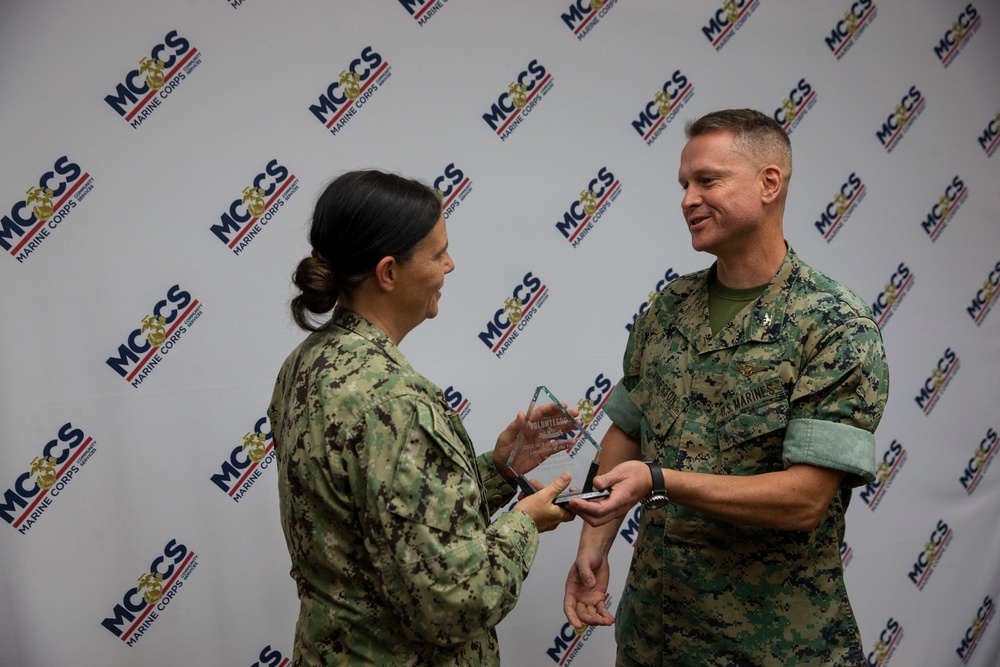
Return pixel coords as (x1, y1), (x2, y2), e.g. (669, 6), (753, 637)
(269, 170), (574, 666)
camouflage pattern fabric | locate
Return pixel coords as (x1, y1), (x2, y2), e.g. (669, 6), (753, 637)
(607, 247), (889, 667)
(269, 308), (536, 666)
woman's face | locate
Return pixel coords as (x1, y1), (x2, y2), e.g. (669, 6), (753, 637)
(394, 214), (454, 329)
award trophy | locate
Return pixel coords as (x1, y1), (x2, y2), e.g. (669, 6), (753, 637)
(505, 385), (610, 505)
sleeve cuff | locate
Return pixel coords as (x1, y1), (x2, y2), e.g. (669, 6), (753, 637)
(492, 508), (539, 571)
(604, 382), (642, 439)
(477, 452), (516, 511)
(783, 418), (877, 486)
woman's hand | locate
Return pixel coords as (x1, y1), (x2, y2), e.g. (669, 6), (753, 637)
(491, 403), (581, 478)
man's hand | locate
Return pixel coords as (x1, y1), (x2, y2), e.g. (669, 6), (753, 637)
(564, 544), (614, 629)
(566, 459), (652, 526)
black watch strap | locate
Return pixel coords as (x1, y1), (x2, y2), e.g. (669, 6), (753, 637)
(646, 461), (665, 494)
(642, 461), (669, 509)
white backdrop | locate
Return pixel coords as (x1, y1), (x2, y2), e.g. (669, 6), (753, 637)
(2, 1), (999, 665)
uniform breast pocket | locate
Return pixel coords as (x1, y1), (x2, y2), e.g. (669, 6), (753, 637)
(716, 379), (788, 473)
(631, 372), (684, 445)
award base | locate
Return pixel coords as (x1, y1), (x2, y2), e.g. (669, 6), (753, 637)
(552, 489), (611, 506)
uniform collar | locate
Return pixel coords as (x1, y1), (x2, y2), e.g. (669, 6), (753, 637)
(677, 245), (799, 353)
(328, 306), (412, 368)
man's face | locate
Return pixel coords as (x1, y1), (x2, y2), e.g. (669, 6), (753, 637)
(677, 130), (766, 257)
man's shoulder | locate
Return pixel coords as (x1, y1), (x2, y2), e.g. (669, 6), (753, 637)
(790, 255), (875, 323)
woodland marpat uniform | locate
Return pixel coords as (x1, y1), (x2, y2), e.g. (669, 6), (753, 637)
(269, 308), (534, 666)
(605, 247), (889, 666)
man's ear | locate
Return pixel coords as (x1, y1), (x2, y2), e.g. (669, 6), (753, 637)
(760, 165), (783, 204)
(373, 256), (396, 292)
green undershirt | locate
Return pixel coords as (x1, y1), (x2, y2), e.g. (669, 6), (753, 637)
(708, 275), (768, 335)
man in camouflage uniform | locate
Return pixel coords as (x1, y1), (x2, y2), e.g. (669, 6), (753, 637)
(563, 109), (889, 666)
(271, 306), (573, 666)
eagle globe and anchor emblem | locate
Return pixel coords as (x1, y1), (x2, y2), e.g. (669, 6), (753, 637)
(30, 456), (58, 489)
(25, 186), (55, 221)
(139, 57), (166, 90)
(242, 431), (268, 463)
(142, 315), (168, 347)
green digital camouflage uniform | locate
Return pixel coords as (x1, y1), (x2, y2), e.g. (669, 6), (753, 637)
(269, 308), (535, 666)
(604, 247), (889, 667)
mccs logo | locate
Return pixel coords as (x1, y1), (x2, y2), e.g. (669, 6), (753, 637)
(1, 422), (97, 535)
(105, 284), (204, 388)
(433, 163), (473, 221)
(773, 78), (817, 134)
(251, 646), (290, 667)
(866, 617), (903, 667)
(397, 0), (449, 26)
(556, 167), (622, 247)
(477, 272), (550, 358)
(574, 374), (614, 437)
(1, 156), (94, 264)
(955, 595), (995, 664)
(211, 415), (275, 502)
(966, 259), (1000, 326)
(701, 0), (760, 51)
(560, 373), (617, 461)
(840, 541), (854, 568)
(101, 539), (199, 646)
(825, 0), (878, 60)
(813, 172), (866, 243)
(913, 347), (960, 416)
(920, 176), (967, 241)
(546, 594), (613, 664)
(309, 46), (391, 136)
(482, 60), (554, 141)
(978, 111), (1000, 157)
(934, 4), (981, 67)
(626, 267), (680, 333)
(907, 519), (952, 590)
(210, 160), (299, 255)
(444, 385), (472, 421)
(875, 86), (925, 153)
(858, 439), (906, 511)
(631, 70), (694, 146)
(869, 262), (912, 328)
(959, 427), (997, 494)
(618, 505), (643, 546)
(104, 30), (202, 128)
(561, 0), (620, 41)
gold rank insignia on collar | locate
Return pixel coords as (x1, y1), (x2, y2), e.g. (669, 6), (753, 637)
(734, 363), (767, 379)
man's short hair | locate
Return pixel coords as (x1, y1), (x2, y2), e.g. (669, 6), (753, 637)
(686, 109), (792, 183)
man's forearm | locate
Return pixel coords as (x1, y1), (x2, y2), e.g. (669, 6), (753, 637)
(578, 423), (641, 552)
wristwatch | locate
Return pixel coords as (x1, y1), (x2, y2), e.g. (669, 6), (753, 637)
(641, 461), (669, 510)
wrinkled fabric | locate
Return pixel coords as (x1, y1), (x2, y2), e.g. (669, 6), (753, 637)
(606, 247), (889, 667)
(269, 308), (536, 666)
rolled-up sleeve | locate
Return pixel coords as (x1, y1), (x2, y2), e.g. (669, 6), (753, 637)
(785, 317), (889, 487)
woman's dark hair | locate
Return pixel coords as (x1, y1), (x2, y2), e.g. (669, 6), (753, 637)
(290, 169), (441, 331)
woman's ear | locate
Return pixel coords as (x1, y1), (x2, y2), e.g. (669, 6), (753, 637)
(373, 256), (397, 292)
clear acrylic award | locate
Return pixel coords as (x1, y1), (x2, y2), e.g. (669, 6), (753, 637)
(505, 385), (610, 505)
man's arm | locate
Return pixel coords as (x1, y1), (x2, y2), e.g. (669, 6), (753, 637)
(571, 460), (845, 531)
(563, 424), (641, 628)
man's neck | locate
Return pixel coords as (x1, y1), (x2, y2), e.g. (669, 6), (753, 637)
(714, 238), (787, 289)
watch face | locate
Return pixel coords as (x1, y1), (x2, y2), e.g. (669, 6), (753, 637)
(643, 495), (669, 510)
